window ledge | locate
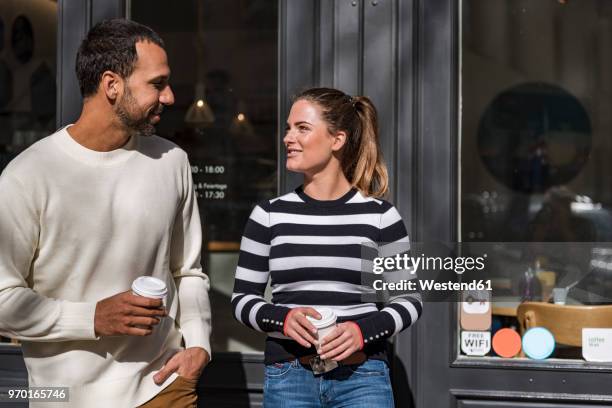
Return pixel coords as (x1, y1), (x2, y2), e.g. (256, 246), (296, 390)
(452, 355), (612, 372)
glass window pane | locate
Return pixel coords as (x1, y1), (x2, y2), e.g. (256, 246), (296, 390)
(461, 0), (612, 362)
(0, 0), (58, 345)
(131, 0), (278, 353)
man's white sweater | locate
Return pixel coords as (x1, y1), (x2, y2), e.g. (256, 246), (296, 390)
(0, 126), (212, 407)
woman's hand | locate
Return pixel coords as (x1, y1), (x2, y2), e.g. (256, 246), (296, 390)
(319, 322), (363, 361)
(283, 307), (321, 348)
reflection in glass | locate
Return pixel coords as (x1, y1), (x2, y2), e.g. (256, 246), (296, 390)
(0, 0), (58, 345)
(132, 0), (278, 353)
(11, 16), (35, 64)
(461, 0), (612, 361)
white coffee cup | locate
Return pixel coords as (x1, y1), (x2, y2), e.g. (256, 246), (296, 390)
(132, 276), (168, 306)
(552, 287), (568, 305)
(306, 308), (339, 373)
(306, 308), (338, 346)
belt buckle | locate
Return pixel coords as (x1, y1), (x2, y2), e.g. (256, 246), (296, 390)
(308, 355), (338, 375)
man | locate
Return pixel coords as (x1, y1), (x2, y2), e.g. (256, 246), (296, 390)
(0, 19), (211, 407)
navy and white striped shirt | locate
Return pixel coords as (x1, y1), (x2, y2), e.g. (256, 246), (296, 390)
(232, 187), (423, 363)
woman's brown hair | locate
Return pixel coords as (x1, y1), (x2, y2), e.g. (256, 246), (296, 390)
(294, 87), (388, 197)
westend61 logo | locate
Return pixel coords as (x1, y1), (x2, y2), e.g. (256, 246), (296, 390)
(372, 253), (488, 275)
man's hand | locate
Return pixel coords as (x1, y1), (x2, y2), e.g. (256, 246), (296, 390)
(94, 291), (167, 337)
(153, 347), (210, 385)
(283, 307), (321, 348)
(319, 322), (363, 361)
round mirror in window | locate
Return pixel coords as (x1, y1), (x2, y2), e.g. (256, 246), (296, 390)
(11, 15), (34, 64)
(477, 82), (591, 194)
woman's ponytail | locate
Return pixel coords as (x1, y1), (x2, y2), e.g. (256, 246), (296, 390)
(347, 97), (388, 197)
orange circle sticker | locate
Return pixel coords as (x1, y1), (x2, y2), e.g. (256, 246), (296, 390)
(492, 328), (522, 358)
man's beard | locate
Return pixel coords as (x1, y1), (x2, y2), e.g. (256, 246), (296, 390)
(115, 87), (161, 137)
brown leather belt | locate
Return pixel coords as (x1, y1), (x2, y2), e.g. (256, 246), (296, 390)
(298, 351), (367, 368)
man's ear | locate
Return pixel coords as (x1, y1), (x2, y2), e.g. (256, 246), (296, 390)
(100, 71), (122, 101)
(331, 130), (348, 152)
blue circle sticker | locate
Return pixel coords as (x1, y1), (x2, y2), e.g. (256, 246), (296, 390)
(522, 327), (555, 360)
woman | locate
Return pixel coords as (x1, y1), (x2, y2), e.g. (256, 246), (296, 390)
(232, 87), (422, 407)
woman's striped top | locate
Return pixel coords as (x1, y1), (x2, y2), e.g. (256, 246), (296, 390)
(231, 187), (423, 363)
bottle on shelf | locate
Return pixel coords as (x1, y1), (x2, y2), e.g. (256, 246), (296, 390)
(519, 262), (542, 302)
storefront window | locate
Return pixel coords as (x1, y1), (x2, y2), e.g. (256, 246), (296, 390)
(131, 0), (278, 353)
(460, 0), (612, 362)
(0, 0), (58, 345)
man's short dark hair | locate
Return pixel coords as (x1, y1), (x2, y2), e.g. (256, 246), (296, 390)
(76, 19), (164, 98)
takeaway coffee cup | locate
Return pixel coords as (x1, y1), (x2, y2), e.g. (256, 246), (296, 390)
(306, 308), (339, 374)
(306, 307), (338, 346)
(132, 276), (168, 307)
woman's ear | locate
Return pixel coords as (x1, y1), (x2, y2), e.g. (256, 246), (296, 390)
(331, 131), (347, 152)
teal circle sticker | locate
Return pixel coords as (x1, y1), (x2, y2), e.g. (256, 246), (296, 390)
(522, 327), (555, 360)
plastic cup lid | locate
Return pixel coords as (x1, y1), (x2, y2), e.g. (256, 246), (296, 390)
(522, 327), (555, 360)
(132, 276), (167, 298)
(306, 308), (337, 328)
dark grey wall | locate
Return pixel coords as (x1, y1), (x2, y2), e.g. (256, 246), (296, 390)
(278, 2), (421, 405)
(0, 345), (28, 408)
(279, 0), (415, 211)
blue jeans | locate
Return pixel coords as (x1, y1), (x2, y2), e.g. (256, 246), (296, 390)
(263, 359), (394, 408)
